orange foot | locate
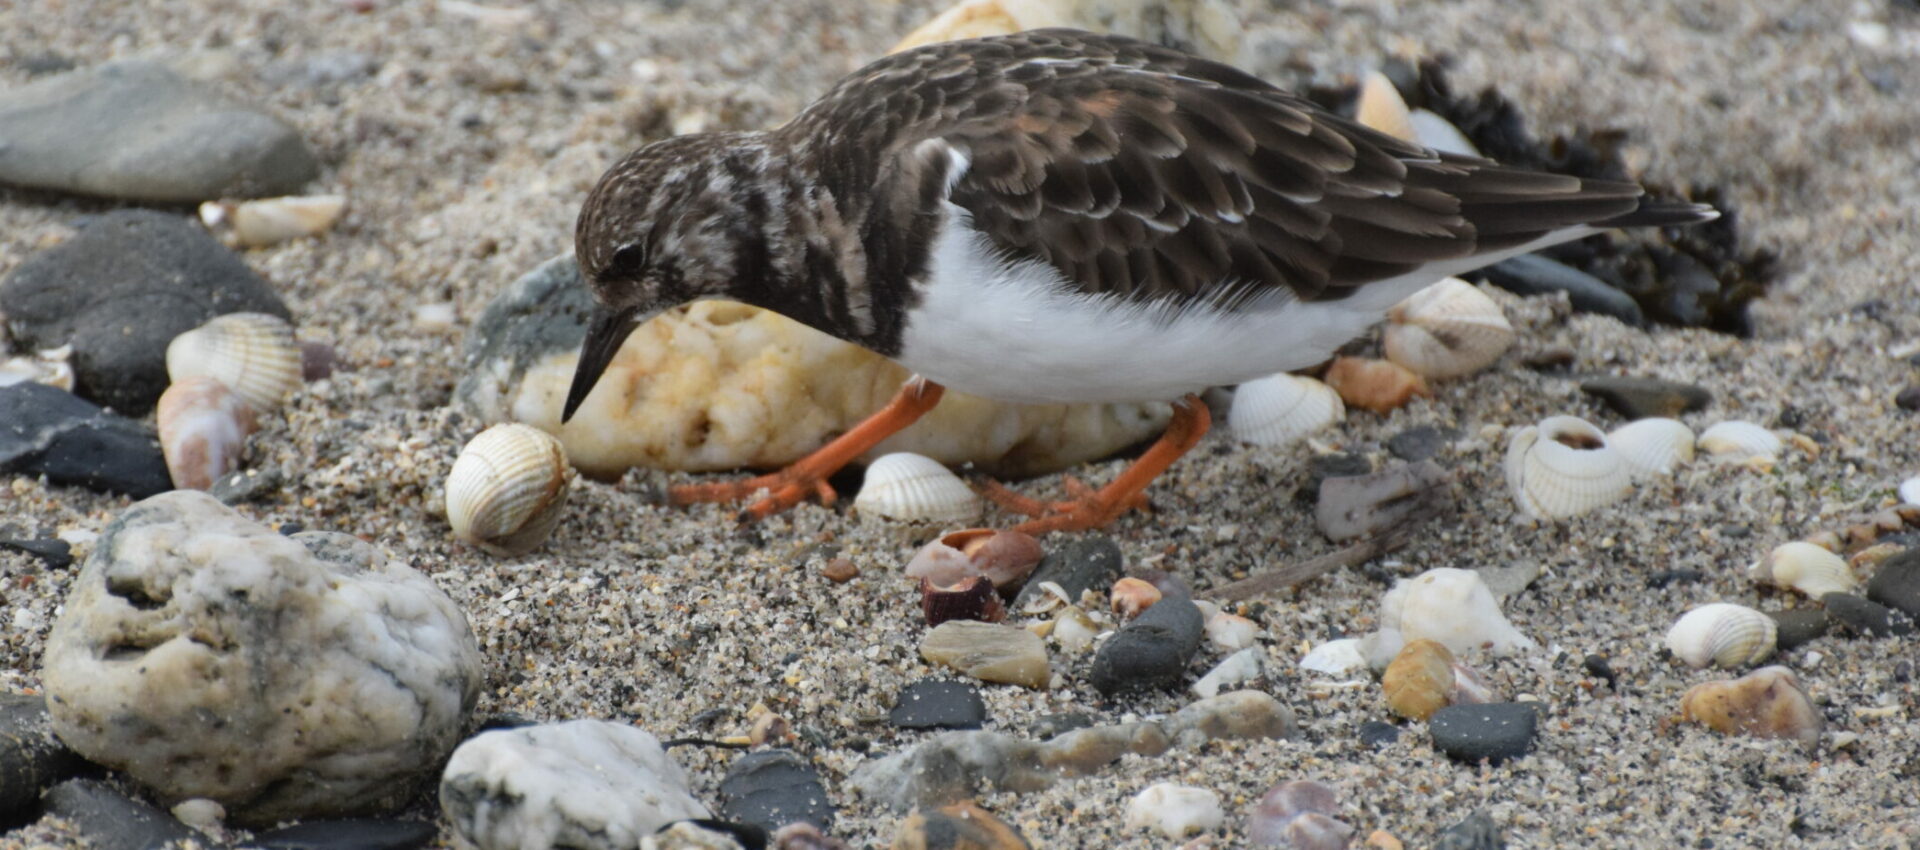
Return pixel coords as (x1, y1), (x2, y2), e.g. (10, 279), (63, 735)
(980, 394), (1210, 535)
(669, 380), (946, 520)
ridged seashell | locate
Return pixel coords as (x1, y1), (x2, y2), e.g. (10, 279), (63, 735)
(1679, 665), (1821, 748)
(1750, 541), (1858, 598)
(1247, 779), (1353, 850)
(157, 377), (258, 490)
(921, 575), (1006, 627)
(1355, 70), (1417, 143)
(0, 345), (74, 392)
(1323, 357), (1432, 414)
(1697, 421), (1783, 463)
(1606, 418), (1696, 479)
(445, 423), (573, 556)
(1504, 416), (1634, 519)
(1228, 373), (1344, 447)
(1382, 278), (1515, 379)
(1664, 603), (1776, 670)
(852, 452), (981, 524)
(201, 195), (347, 248)
(1383, 639), (1455, 721)
(165, 312), (302, 413)
(1378, 568), (1535, 656)
(1110, 577), (1161, 620)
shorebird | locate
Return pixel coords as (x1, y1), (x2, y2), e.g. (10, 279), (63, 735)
(563, 29), (1714, 534)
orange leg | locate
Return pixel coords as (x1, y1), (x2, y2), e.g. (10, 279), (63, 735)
(669, 380), (947, 519)
(981, 394), (1210, 535)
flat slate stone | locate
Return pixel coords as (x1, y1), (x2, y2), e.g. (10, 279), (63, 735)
(0, 60), (317, 202)
(0, 538), (72, 570)
(717, 749), (833, 833)
(889, 680), (988, 731)
(42, 779), (208, 850)
(1478, 254), (1645, 327)
(0, 383), (171, 497)
(1428, 702), (1539, 764)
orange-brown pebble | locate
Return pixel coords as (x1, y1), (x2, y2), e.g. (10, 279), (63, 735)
(1324, 357), (1432, 414)
(822, 557), (860, 583)
(1678, 665), (1822, 748)
(1110, 577), (1162, 620)
(893, 800), (1032, 850)
(1383, 639), (1455, 721)
(1366, 830), (1405, 850)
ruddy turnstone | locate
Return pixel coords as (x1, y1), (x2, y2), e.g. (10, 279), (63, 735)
(564, 29), (1715, 533)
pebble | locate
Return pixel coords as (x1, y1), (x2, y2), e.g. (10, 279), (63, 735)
(1678, 665), (1821, 748)
(0, 61), (317, 201)
(1478, 254), (1645, 326)
(1124, 783), (1223, 840)
(1035, 722), (1169, 776)
(169, 798), (225, 833)
(0, 694), (87, 824)
(1895, 386), (1920, 412)
(1202, 611), (1259, 652)
(1357, 720), (1401, 749)
(1767, 608), (1832, 651)
(1314, 460), (1447, 542)
(440, 720), (711, 850)
(1433, 810), (1506, 850)
(1427, 702), (1539, 764)
(1011, 536), (1123, 612)
(644, 821), (756, 849)
(42, 779), (211, 850)
(1294, 451), (1374, 507)
(892, 801), (1030, 850)
(1581, 654), (1617, 688)
(718, 749), (835, 833)
(1163, 690), (1297, 747)
(889, 679), (988, 730)
(208, 466), (286, 505)
(1247, 780), (1352, 850)
(1821, 592), (1914, 637)
(1386, 425), (1454, 462)
(43, 492), (481, 824)
(1576, 376), (1713, 421)
(1191, 646), (1265, 698)
(246, 818), (437, 850)
(1089, 585), (1205, 696)
(918, 621), (1050, 689)
(0, 209), (293, 414)
(0, 383), (172, 497)
(1474, 561), (1542, 599)
(1298, 638), (1367, 675)
(1865, 548), (1920, 618)
(1028, 712), (1096, 739)
(848, 731), (1050, 812)
(820, 557), (859, 583)
(0, 538), (73, 569)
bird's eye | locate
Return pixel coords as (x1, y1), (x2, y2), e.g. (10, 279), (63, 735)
(606, 242), (648, 279)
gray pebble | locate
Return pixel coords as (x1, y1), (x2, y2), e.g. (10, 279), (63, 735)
(209, 466), (285, 506)
(1088, 587), (1204, 697)
(0, 538), (72, 570)
(0, 694), (87, 826)
(1768, 608), (1831, 651)
(1433, 809), (1506, 850)
(0, 383), (171, 497)
(1578, 376), (1713, 420)
(42, 779), (209, 850)
(1478, 253), (1645, 326)
(718, 749), (834, 833)
(1428, 702), (1539, 764)
(247, 818), (438, 850)
(889, 679), (987, 731)
(1821, 593), (1915, 637)
(1865, 548), (1920, 619)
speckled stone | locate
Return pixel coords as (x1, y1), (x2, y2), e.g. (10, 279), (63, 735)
(1428, 703), (1539, 764)
(889, 679), (988, 731)
(718, 749), (835, 833)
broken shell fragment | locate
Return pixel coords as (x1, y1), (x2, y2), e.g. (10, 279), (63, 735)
(1606, 418), (1696, 479)
(1679, 665), (1821, 748)
(1110, 577), (1162, 620)
(1382, 278), (1515, 379)
(165, 312), (303, 413)
(853, 452), (982, 524)
(157, 376), (259, 491)
(1697, 421), (1783, 464)
(1323, 357), (1432, 414)
(1750, 541), (1859, 598)
(1050, 605), (1100, 653)
(904, 528), (1043, 592)
(1382, 639), (1455, 721)
(1228, 373), (1344, 447)
(0, 344), (74, 391)
(202, 194), (347, 248)
(921, 575), (1007, 627)
(1664, 602), (1776, 670)
(1505, 415), (1633, 519)
(445, 423), (573, 556)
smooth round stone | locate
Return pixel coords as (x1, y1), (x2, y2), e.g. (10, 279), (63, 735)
(1386, 425), (1453, 462)
(1011, 536), (1123, 612)
(247, 819), (438, 850)
(1895, 386), (1920, 412)
(1433, 810), (1506, 850)
(43, 779), (209, 850)
(1768, 608), (1832, 651)
(889, 679), (988, 731)
(1865, 548), (1920, 618)
(717, 749), (834, 833)
(1357, 720), (1401, 749)
(0, 538), (73, 570)
(1821, 593), (1915, 637)
(0, 383), (172, 498)
(1577, 376), (1712, 420)
(1089, 588), (1204, 697)
(1428, 702), (1540, 764)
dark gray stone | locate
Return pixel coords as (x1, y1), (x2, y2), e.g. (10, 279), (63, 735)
(1578, 376), (1712, 421)
(0, 210), (292, 414)
(1357, 720), (1400, 748)
(1386, 425), (1453, 462)
(0, 538), (72, 569)
(1896, 386), (1920, 412)
(0, 61), (317, 201)
(1029, 712), (1096, 739)
(1434, 810), (1506, 850)
(0, 695), (88, 828)
(1478, 254), (1645, 326)
(1865, 548), (1920, 619)
(1768, 608), (1832, 651)
(1428, 702), (1539, 764)
(717, 749), (833, 832)
(1089, 588), (1204, 697)
(1010, 536), (1123, 612)
(244, 819), (436, 850)
(1822, 593), (1915, 637)
(0, 383), (171, 497)
(42, 779), (208, 850)
(453, 255), (597, 419)
(889, 680), (987, 731)
(208, 466), (284, 506)
(1581, 655), (1617, 688)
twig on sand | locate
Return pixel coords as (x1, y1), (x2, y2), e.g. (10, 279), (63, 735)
(1207, 465), (1452, 603)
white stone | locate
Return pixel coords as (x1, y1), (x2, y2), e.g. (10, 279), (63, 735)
(1378, 567), (1536, 656)
(41, 491), (481, 824)
(1191, 647), (1264, 698)
(1899, 476), (1920, 506)
(1203, 612), (1259, 652)
(1298, 638), (1368, 675)
(440, 720), (712, 850)
(1124, 782), (1224, 839)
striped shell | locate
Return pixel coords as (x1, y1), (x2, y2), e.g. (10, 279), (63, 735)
(1504, 416), (1634, 519)
(1382, 278), (1515, 379)
(1664, 603), (1777, 670)
(1750, 541), (1858, 598)
(1228, 373), (1343, 447)
(165, 312), (302, 413)
(1697, 421), (1782, 463)
(852, 452), (981, 524)
(157, 376), (258, 491)
(446, 423), (572, 556)
(1607, 418), (1696, 479)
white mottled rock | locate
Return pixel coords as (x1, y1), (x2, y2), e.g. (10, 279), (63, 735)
(1124, 782), (1224, 839)
(41, 491), (480, 824)
(440, 720), (711, 850)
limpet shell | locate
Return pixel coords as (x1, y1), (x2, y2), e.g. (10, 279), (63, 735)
(1679, 665), (1821, 748)
(1664, 602), (1776, 670)
(852, 452), (981, 524)
(445, 423), (572, 556)
(1606, 418), (1696, 479)
(1382, 278), (1515, 379)
(1504, 416), (1634, 519)
(157, 376), (258, 491)
(1228, 373), (1344, 447)
(165, 312), (302, 413)
(1750, 541), (1858, 598)
(1697, 421), (1782, 464)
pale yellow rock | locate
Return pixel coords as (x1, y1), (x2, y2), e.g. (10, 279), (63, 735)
(890, 0), (1244, 63)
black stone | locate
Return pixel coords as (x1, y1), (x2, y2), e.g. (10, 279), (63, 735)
(1434, 810), (1506, 850)
(1357, 720), (1401, 748)
(1428, 702), (1539, 764)
(1581, 654), (1617, 688)
(717, 749), (834, 833)
(1578, 376), (1712, 420)
(660, 820), (769, 850)
(0, 538), (72, 570)
(1089, 588), (1204, 697)
(1477, 254), (1645, 326)
(0, 695), (88, 828)
(244, 819), (437, 850)
(475, 713), (536, 732)
(42, 779), (208, 850)
(0, 209), (292, 414)
(889, 679), (987, 731)
(1895, 386), (1920, 412)
(1011, 536), (1123, 612)
(1822, 593), (1915, 637)
(1645, 569), (1705, 589)
(0, 383), (172, 498)
(1769, 608), (1832, 651)
(1865, 548), (1920, 619)
(1029, 712), (1096, 739)
(1386, 425), (1453, 462)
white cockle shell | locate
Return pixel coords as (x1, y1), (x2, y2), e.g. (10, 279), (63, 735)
(1697, 421), (1783, 464)
(446, 423), (573, 557)
(1607, 418), (1696, 479)
(1505, 416), (1634, 519)
(1383, 278), (1515, 379)
(165, 312), (302, 413)
(1228, 373), (1343, 447)
(852, 452), (981, 524)
(1750, 541), (1859, 598)
(1664, 602), (1777, 670)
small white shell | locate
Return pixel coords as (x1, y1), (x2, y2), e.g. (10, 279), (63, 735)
(1902, 477), (1920, 506)
(1697, 421), (1782, 463)
(1750, 541), (1859, 598)
(1504, 416), (1634, 519)
(852, 452), (981, 524)
(204, 195), (347, 248)
(446, 423), (573, 556)
(1354, 70), (1416, 143)
(165, 313), (302, 413)
(1382, 278), (1515, 379)
(1228, 373), (1343, 447)
(157, 376), (258, 491)
(1664, 603), (1777, 670)
(1607, 418), (1696, 479)
(0, 344), (74, 391)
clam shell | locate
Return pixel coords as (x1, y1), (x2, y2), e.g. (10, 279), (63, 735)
(445, 423), (572, 556)
(157, 376), (258, 491)
(853, 452), (981, 524)
(165, 312), (302, 413)
(1697, 421), (1782, 463)
(1750, 541), (1859, 598)
(1607, 418), (1696, 479)
(225, 195), (347, 247)
(1355, 70), (1417, 143)
(1664, 602), (1776, 670)
(1504, 416), (1634, 519)
(1382, 278), (1515, 379)
(1228, 373), (1343, 447)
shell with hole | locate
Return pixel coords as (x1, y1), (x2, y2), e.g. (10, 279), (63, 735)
(1228, 373), (1343, 447)
(157, 376), (259, 491)
(1606, 418), (1696, 479)
(445, 423), (573, 556)
(1664, 603), (1776, 670)
(852, 452), (981, 524)
(1749, 541), (1858, 598)
(1505, 416), (1634, 519)
(165, 312), (303, 413)
(1697, 421), (1782, 464)
(1382, 278), (1515, 379)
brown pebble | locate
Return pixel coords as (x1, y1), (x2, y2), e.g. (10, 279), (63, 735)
(1678, 665), (1821, 748)
(1324, 357), (1432, 414)
(1109, 577), (1161, 620)
(1383, 639), (1454, 721)
(892, 800), (1031, 850)
(822, 557), (859, 583)
(1366, 830), (1406, 850)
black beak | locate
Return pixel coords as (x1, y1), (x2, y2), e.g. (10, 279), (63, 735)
(562, 304), (642, 423)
